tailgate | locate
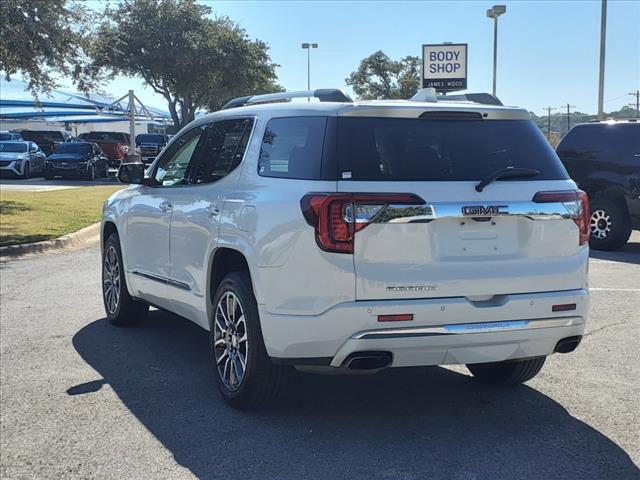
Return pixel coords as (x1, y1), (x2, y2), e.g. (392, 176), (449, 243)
(344, 180), (588, 300)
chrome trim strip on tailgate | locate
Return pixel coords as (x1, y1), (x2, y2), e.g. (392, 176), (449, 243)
(351, 316), (583, 340)
(375, 201), (573, 223)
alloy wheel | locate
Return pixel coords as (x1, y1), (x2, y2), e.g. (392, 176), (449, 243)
(213, 291), (249, 391)
(590, 209), (611, 239)
(103, 245), (121, 314)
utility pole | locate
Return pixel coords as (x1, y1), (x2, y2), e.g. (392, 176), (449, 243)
(630, 90), (640, 118)
(562, 104), (576, 133)
(597, 0), (607, 120)
(544, 106), (556, 140)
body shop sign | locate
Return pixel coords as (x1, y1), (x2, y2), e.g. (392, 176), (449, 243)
(422, 44), (467, 92)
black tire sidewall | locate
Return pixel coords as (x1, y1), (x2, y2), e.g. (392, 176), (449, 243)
(22, 162), (30, 179)
(589, 197), (632, 251)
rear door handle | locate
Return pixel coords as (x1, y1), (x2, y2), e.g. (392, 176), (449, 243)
(159, 200), (173, 212)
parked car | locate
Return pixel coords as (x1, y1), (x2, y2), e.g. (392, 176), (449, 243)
(0, 141), (46, 178)
(45, 142), (109, 180)
(0, 131), (23, 141)
(556, 120), (640, 250)
(136, 133), (170, 164)
(18, 130), (67, 155)
(102, 89), (590, 409)
(78, 132), (138, 167)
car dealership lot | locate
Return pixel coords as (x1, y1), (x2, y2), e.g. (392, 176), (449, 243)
(1, 236), (639, 480)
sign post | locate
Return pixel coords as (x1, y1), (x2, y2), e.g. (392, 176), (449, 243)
(422, 43), (468, 93)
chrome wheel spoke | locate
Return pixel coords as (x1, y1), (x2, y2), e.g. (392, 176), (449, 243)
(213, 291), (248, 391)
(216, 349), (228, 365)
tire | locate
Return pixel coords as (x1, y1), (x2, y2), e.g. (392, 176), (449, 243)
(102, 164), (109, 178)
(588, 197), (632, 251)
(44, 171), (54, 180)
(20, 162), (30, 179)
(87, 165), (96, 181)
(467, 356), (546, 385)
(102, 232), (149, 326)
(210, 271), (283, 409)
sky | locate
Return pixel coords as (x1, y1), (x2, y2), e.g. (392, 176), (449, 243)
(96, 0), (639, 115)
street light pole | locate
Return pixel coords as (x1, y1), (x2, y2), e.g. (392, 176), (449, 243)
(301, 43), (318, 100)
(486, 5), (506, 97)
(597, 0), (607, 120)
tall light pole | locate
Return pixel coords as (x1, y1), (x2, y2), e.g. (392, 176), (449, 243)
(301, 43), (318, 94)
(486, 5), (506, 97)
(597, 0), (607, 120)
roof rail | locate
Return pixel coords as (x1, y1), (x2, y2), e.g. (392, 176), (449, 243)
(221, 89), (352, 110)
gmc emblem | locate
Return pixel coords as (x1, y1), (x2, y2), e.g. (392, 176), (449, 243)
(462, 205), (508, 216)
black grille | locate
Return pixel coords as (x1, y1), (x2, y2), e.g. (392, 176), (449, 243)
(0, 160), (12, 167)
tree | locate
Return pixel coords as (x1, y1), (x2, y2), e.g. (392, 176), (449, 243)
(91, 0), (281, 129)
(346, 51), (420, 100)
(0, 0), (94, 94)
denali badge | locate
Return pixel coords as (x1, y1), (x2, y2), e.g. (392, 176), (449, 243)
(461, 205), (508, 216)
(386, 285), (438, 292)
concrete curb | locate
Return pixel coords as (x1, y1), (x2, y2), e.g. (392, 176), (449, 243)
(0, 222), (101, 258)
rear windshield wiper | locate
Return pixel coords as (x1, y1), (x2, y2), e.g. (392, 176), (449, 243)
(475, 166), (540, 192)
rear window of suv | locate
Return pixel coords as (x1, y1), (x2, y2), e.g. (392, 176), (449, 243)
(336, 118), (568, 181)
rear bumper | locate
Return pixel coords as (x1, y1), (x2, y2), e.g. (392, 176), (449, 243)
(260, 288), (589, 367)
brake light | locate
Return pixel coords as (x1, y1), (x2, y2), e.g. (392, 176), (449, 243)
(301, 193), (425, 253)
(533, 190), (590, 245)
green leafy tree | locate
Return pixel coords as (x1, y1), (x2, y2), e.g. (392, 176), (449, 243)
(346, 51), (420, 100)
(91, 0), (281, 129)
(0, 0), (95, 94)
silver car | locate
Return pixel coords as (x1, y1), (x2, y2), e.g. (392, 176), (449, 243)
(0, 141), (46, 178)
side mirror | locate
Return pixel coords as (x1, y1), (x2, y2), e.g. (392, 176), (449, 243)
(117, 162), (147, 184)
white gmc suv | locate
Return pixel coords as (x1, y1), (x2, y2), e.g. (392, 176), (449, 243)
(101, 89), (590, 409)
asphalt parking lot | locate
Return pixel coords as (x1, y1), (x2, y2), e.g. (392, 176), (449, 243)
(1, 235), (639, 480)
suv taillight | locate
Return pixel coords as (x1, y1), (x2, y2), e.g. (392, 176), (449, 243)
(533, 190), (590, 245)
(301, 193), (425, 253)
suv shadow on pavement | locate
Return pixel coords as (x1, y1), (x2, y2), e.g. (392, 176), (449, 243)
(589, 239), (640, 266)
(71, 311), (639, 480)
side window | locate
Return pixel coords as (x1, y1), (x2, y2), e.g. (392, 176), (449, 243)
(153, 126), (205, 186)
(258, 116), (327, 179)
(192, 118), (254, 184)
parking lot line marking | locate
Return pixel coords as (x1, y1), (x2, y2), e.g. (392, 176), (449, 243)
(590, 287), (640, 291)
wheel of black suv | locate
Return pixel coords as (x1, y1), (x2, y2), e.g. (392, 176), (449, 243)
(102, 232), (149, 326)
(588, 197), (632, 251)
(20, 161), (30, 179)
(87, 164), (96, 181)
(467, 356), (546, 385)
(211, 272), (283, 409)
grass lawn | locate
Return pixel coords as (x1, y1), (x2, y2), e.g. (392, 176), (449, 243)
(0, 186), (123, 247)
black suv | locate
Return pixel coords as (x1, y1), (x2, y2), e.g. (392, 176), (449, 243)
(556, 120), (640, 250)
